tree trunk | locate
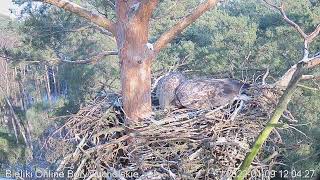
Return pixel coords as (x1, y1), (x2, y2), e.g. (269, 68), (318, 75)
(35, 78), (41, 102)
(115, 1), (156, 123)
(119, 48), (153, 122)
(56, 66), (61, 96)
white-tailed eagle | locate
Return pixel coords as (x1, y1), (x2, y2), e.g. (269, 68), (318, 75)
(175, 78), (250, 109)
(156, 72), (250, 110)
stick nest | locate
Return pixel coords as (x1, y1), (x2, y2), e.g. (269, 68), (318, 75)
(44, 87), (283, 179)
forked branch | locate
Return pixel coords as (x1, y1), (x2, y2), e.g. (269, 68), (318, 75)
(264, 0), (320, 45)
(263, 0), (320, 87)
(154, 0), (220, 53)
(275, 55), (320, 87)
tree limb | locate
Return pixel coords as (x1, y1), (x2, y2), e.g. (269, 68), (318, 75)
(306, 55), (320, 68)
(154, 0), (220, 53)
(57, 50), (118, 64)
(134, 0), (159, 20)
(297, 84), (319, 91)
(236, 62), (306, 180)
(37, 0), (116, 35)
(306, 23), (320, 42)
(264, 0), (320, 87)
(263, 0), (307, 39)
(301, 74), (320, 81)
(264, 0), (320, 43)
(275, 56), (320, 87)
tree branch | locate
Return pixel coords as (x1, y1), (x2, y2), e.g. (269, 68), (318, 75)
(275, 51), (320, 89)
(307, 24), (320, 43)
(264, 0), (320, 43)
(264, 0), (320, 88)
(301, 74), (320, 80)
(263, 0), (307, 39)
(154, 0), (220, 53)
(38, 0), (116, 35)
(306, 55), (320, 68)
(58, 50), (118, 64)
(236, 62), (306, 180)
(275, 56), (320, 87)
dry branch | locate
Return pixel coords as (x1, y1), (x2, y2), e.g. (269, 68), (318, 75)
(263, 0), (320, 42)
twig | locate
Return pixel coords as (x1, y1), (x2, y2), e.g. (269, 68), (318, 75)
(297, 84), (319, 91)
(262, 67), (270, 85)
(287, 125), (311, 140)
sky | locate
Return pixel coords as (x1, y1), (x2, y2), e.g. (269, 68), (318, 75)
(0, 0), (14, 16)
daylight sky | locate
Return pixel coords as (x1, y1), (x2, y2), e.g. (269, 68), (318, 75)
(0, 0), (14, 16)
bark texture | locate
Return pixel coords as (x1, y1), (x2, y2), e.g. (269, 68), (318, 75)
(115, 1), (158, 121)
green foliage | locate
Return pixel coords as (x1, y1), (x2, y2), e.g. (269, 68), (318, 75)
(1, 1), (120, 168)
(0, 14), (11, 28)
(0, 132), (28, 165)
(186, 10), (258, 76)
(153, 0), (319, 79)
(25, 102), (52, 138)
(281, 89), (320, 171)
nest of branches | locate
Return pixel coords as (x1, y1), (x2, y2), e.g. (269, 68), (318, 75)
(44, 87), (284, 179)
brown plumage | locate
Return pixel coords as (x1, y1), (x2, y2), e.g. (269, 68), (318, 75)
(156, 72), (186, 110)
(175, 78), (249, 109)
(156, 72), (250, 110)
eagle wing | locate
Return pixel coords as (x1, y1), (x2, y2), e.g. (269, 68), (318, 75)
(175, 79), (244, 109)
(156, 72), (186, 109)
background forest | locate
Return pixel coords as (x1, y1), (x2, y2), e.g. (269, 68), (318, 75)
(0, 0), (319, 178)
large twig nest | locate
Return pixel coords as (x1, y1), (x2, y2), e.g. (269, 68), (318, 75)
(44, 86), (282, 179)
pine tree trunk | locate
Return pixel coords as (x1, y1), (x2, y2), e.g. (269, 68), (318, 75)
(119, 46), (152, 122)
(115, 1), (156, 123)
